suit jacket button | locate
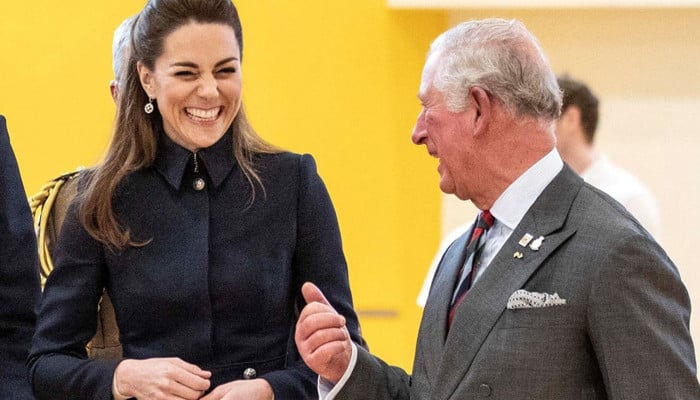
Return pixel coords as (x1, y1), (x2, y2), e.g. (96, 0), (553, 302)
(243, 367), (257, 379)
(478, 383), (492, 397)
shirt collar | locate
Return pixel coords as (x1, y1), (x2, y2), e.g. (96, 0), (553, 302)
(154, 127), (236, 190)
(490, 148), (564, 230)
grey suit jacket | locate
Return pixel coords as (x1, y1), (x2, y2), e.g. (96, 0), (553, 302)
(338, 166), (699, 399)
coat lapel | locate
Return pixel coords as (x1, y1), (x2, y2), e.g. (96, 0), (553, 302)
(417, 233), (471, 386)
(432, 167), (584, 400)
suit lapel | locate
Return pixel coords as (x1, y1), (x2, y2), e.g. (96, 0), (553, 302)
(417, 233), (471, 386)
(432, 167), (584, 400)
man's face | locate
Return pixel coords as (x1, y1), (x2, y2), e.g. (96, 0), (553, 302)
(411, 55), (475, 200)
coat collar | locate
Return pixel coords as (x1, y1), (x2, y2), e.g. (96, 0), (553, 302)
(154, 127), (236, 190)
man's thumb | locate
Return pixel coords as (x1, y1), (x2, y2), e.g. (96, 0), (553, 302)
(302, 282), (332, 307)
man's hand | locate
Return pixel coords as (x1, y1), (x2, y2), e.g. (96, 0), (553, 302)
(295, 282), (353, 384)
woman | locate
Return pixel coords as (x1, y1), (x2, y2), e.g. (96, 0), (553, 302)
(28, 1), (363, 399)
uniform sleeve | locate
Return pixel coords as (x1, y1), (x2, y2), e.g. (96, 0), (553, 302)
(27, 198), (119, 400)
(0, 115), (41, 400)
(588, 232), (699, 399)
(262, 153), (367, 398)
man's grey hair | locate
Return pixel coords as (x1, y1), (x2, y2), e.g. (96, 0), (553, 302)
(427, 18), (562, 123)
(112, 16), (136, 86)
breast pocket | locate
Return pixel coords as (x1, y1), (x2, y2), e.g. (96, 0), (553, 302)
(490, 305), (587, 373)
(500, 304), (574, 328)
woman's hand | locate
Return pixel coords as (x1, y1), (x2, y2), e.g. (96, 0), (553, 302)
(114, 357), (211, 400)
(199, 378), (274, 400)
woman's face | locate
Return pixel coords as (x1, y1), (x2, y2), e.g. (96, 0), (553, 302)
(138, 22), (242, 152)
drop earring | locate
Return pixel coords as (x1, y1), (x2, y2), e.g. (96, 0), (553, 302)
(144, 98), (154, 114)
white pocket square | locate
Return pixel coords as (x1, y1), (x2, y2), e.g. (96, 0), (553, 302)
(507, 289), (567, 310)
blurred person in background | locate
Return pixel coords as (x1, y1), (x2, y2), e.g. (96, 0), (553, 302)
(28, 15), (138, 360)
(555, 75), (660, 238)
(110, 15), (137, 101)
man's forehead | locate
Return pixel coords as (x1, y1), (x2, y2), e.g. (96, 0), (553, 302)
(418, 54), (440, 101)
(417, 84), (431, 104)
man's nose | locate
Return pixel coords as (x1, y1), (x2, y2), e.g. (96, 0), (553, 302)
(411, 111), (426, 144)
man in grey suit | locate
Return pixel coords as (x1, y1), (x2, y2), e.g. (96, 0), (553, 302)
(295, 18), (699, 399)
(0, 114), (41, 399)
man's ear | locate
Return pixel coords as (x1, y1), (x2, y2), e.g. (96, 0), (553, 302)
(468, 86), (491, 136)
(561, 105), (581, 124)
(136, 61), (154, 97)
(559, 106), (582, 132)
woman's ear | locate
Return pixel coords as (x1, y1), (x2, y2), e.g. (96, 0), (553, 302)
(136, 61), (154, 97)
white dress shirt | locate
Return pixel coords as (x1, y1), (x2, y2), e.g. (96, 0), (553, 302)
(469, 148), (564, 286)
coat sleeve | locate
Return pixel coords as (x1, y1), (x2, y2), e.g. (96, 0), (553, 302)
(0, 115), (41, 400)
(261, 154), (367, 398)
(27, 195), (119, 400)
(588, 231), (699, 399)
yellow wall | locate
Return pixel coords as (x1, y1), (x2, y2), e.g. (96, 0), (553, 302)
(0, 1), (447, 371)
(238, 1), (446, 369)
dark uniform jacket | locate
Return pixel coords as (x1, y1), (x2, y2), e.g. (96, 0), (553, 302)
(29, 129), (362, 399)
(0, 115), (40, 400)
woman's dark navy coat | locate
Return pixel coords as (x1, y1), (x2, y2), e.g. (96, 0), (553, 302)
(29, 130), (363, 399)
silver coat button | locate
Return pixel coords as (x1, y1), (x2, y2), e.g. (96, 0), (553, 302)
(193, 177), (206, 191)
(243, 367), (256, 379)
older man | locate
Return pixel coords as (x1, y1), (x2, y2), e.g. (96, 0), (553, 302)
(295, 19), (699, 399)
(0, 115), (40, 399)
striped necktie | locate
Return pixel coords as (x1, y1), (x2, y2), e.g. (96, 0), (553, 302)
(448, 210), (495, 328)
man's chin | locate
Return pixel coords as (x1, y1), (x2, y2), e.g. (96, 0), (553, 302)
(440, 182), (470, 201)
(439, 180), (456, 196)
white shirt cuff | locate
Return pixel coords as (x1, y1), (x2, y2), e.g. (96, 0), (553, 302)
(317, 342), (358, 400)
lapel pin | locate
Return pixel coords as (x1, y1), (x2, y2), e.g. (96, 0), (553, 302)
(513, 251), (524, 259)
(529, 236), (544, 251)
(518, 233), (534, 247)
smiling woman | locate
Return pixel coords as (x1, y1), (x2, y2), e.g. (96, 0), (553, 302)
(26, 1), (364, 399)
(137, 22), (243, 152)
